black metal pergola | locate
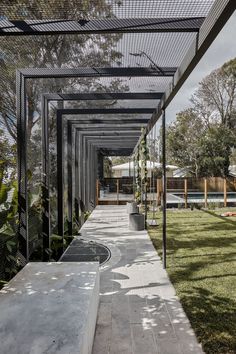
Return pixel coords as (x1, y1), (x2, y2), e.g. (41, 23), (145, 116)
(0, 0), (234, 267)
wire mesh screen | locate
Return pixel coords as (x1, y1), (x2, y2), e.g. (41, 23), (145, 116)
(0, 1), (214, 20)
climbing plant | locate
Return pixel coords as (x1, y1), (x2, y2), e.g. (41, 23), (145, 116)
(134, 128), (149, 206)
(139, 128), (149, 206)
(134, 148), (141, 204)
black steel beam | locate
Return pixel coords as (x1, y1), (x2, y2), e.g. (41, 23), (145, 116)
(99, 148), (133, 156)
(58, 108), (155, 115)
(19, 67), (176, 78)
(43, 92), (164, 101)
(0, 17), (205, 36)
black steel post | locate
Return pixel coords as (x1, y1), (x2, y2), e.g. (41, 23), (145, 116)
(67, 121), (73, 235)
(56, 111), (64, 246)
(133, 155), (135, 199)
(41, 95), (50, 260)
(97, 153), (104, 180)
(16, 71), (28, 263)
(74, 130), (80, 225)
(162, 109), (167, 269)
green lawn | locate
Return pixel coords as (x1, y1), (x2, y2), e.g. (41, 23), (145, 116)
(148, 208), (236, 354)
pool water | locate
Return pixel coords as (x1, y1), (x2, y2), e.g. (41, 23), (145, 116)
(173, 192), (236, 200)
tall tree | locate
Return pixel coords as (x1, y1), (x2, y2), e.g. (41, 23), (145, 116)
(167, 58), (236, 177)
(166, 109), (205, 177)
(197, 125), (234, 177)
(191, 58), (236, 129)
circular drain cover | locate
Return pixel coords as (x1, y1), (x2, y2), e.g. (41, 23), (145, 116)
(60, 238), (111, 265)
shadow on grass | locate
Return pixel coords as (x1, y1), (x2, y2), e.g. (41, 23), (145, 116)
(201, 209), (236, 227)
(178, 287), (236, 354)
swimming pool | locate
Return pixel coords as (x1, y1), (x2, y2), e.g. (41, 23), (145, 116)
(173, 192), (236, 200)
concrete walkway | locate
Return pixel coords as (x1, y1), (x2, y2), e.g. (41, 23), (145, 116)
(80, 205), (204, 354)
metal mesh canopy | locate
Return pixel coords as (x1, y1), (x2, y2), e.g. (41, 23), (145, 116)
(0, 1), (214, 20)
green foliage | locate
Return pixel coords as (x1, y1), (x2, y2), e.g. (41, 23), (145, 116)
(49, 234), (66, 261)
(167, 110), (235, 177)
(167, 58), (236, 178)
(139, 128), (149, 204)
(0, 224), (18, 283)
(111, 156), (130, 166)
(134, 149), (141, 204)
(198, 125), (234, 177)
(192, 57), (236, 129)
(194, 203), (203, 210)
(84, 210), (91, 222)
(166, 108), (204, 177)
(0, 128), (19, 283)
(208, 202), (216, 210)
(103, 157), (113, 178)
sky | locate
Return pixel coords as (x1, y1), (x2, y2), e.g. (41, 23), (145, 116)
(164, 10), (236, 127)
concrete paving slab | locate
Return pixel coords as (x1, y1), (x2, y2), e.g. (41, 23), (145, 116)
(79, 205), (204, 354)
(0, 262), (99, 354)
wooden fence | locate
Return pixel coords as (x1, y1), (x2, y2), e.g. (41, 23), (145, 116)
(97, 177), (236, 207)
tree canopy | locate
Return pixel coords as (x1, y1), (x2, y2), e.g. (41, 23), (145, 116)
(167, 58), (236, 177)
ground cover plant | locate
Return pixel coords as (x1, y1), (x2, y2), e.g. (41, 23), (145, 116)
(148, 207), (236, 354)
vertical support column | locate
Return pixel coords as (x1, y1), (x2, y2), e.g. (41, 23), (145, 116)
(85, 138), (90, 211)
(42, 95), (50, 260)
(94, 148), (98, 207)
(97, 153), (104, 180)
(156, 179), (159, 205)
(86, 141), (90, 210)
(117, 179), (119, 205)
(224, 178), (227, 207)
(74, 130), (80, 225)
(90, 144), (96, 209)
(79, 132), (85, 225)
(204, 178), (208, 208)
(82, 136), (87, 211)
(67, 121), (73, 235)
(162, 109), (167, 269)
(184, 178), (188, 209)
(56, 110), (64, 246)
(16, 71), (28, 263)
(90, 144), (95, 209)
